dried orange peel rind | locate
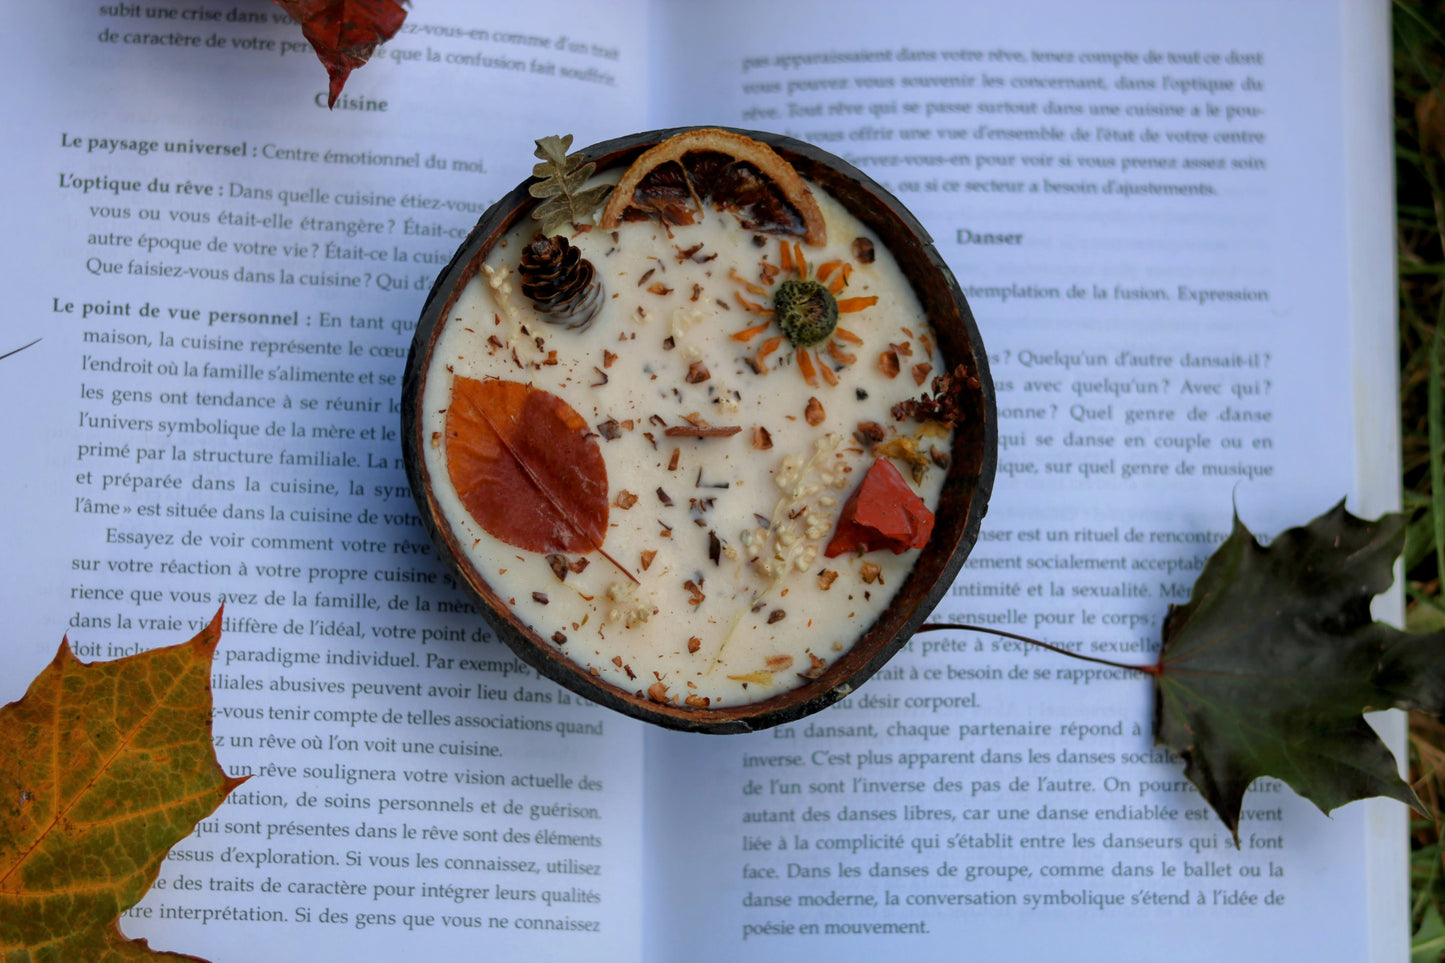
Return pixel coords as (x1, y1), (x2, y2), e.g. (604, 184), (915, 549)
(599, 128), (827, 246)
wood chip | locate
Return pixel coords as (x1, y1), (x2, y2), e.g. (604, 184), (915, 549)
(547, 555), (568, 580)
(801, 652), (828, 679)
(684, 579), (705, 605)
(657, 487), (674, 506)
(852, 237), (875, 263)
(817, 570), (839, 590)
(685, 360), (711, 383)
(641, 549), (657, 571)
(766, 654), (794, 671)
(685, 693), (711, 707)
(597, 418), (622, 440)
(878, 350), (900, 379)
(616, 490), (638, 509)
(668, 447), (681, 471)
(664, 425), (741, 438)
(913, 362), (933, 385)
(552, 631), (567, 645)
(603, 349), (617, 368)
(805, 396), (825, 426)
(855, 421), (886, 446)
(752, 426), (773, 450)
(647, 681), (670, 703)
(687, 636), (702, 653)
(532, 591), (548, 605)
(860, 562), (882, 584)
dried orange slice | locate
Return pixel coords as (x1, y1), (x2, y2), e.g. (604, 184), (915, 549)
(599, 128), (827, 246)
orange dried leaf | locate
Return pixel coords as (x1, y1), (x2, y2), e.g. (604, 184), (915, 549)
(446, 378), (633, 578)
(0, 610), (243, 960)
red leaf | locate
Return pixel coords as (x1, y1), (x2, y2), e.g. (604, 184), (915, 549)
(272, 0), (407, 107)
(446, 378), (632, 578)
(823, 457), (934, 557)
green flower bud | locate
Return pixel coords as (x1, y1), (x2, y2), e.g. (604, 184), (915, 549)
(773, 279), (839, 348)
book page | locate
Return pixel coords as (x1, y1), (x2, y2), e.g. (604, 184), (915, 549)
(645, 1), (1402, 960)
(0, 3), (651, 960)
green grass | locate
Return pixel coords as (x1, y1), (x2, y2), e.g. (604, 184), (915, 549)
(1397, 2), (1445, 958)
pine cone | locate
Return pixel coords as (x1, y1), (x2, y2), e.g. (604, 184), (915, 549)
(519, 234), (603, 331)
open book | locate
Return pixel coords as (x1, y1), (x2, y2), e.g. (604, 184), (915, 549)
(0, 1), (1401, 959)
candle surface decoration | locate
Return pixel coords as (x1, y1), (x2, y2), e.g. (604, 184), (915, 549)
(420, 137), (959, 708)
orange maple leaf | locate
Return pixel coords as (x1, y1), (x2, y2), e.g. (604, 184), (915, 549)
(0, 610), (244, 961)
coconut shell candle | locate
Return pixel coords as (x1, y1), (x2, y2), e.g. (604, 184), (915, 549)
(402, 128), (995, 732)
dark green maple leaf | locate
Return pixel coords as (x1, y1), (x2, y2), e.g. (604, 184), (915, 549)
(528, 135), (612, 236)
(1154, 501), (1445, 840)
